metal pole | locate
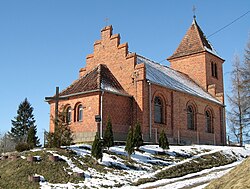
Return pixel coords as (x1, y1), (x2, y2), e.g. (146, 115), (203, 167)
(214, 133), (216, 145)
(149, 82), (152, 140)
(177, 129), (180, 144)
(55, 86), (59, 127)
(100, 91), (104, 139)
(197, 131), (199, 144)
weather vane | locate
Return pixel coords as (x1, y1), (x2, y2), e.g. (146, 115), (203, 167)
(104, 17), (109, 27)
(192, 5), (196, 19)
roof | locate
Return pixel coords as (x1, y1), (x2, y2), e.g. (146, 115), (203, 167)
(168, 18), (223, 60)
(137, 55), (223, 105)
(58, 64), (128, 97)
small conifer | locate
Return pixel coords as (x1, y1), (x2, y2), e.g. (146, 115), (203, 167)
(159, 130), (169, 150)
(125, 127), (134, 160)
(133, 122), (143, 150)
(27, 126), (40, 148)
(91, 133), (103, 162)
(103, 116), (114, 150)
(46, 107), (73, 148)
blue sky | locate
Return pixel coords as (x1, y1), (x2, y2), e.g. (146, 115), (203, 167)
(0, 0), (249, 142)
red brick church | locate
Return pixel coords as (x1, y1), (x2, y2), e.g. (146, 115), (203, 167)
(46, 17), (226, 145)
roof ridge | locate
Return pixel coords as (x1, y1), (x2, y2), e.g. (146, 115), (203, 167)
(137, 54), (202, 84)
(137, 54), (168, 67)
(137, 53), (180, 71)
(192, 19), (206, 51)
(137, 54), (222, 105)
(137, 53), (207, 81)
(59, 63), (128, 97)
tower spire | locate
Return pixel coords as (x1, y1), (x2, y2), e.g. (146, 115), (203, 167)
(192, 5), (196, 19)
(104, 17), (109, 27)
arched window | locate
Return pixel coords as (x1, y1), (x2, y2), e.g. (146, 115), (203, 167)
(154, 96), (163, 123)
(77, 105), (83, 122)
(187, 105), (195, 130)
(66, 106), (72, 123)
(205, 110), (213, 133)
(211, 62), (218, 78)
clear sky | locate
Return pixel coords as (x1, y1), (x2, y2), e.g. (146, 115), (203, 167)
(0, 0), (249, 142)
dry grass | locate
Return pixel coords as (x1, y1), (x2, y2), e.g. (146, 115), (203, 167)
(134, 152), (236, 186)
(205, 157), (250, 189)
(0, 149), (84, 189)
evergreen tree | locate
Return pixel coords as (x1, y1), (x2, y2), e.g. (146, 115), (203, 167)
(91, 133), (103, 161)
(9, 98), (37, 143)
(27, 126), (40, 148)
(103, 116), (114, 150)
(133, 122), (143, 150)
(159, 130), (169, 150)
(125, 126), (134, 160)
(46, 107), (73, 148)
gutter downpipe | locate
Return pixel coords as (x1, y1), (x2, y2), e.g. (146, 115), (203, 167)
(223, 107), (226, 145)
(100, 91), (104, 139)
(148, 81), (152, 140)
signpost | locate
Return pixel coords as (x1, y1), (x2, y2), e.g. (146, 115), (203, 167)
(95, 115), (101, 138)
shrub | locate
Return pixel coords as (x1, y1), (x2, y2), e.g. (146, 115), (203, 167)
(125, 127), (134, 160)
(15, 142), (30, 152)
(133, 122), (143, 150)
(91, 133), (103, 162)
(45, 108), (73, 148)
(159, 130), (169, 150)
(103, 116), (114, 150)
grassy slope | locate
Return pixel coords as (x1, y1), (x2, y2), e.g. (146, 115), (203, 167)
(0, 146), (245, 189)
(205, 157), (250, 189)
(0, 149), (85, 189)
(133, 152), (236, 186)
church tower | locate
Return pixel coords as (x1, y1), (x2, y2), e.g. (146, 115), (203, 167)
(167, 17), (225, 103)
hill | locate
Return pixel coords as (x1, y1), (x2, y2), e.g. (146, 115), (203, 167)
(205, 156), (250, 189)
(0, 145), (249, 189)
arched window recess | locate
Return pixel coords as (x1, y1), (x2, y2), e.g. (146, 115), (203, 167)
(187, 104), (196, 130)
(154, 96), (164, 124)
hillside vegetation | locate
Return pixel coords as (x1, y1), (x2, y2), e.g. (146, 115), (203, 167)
(205, 157), (250, 189)
(0, 145), (249, 189)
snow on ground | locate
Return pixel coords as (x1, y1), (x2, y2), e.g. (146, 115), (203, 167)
(39, 145), (250, 189)
(48, 151), (84, 174)
(138, 160), (243, 189)
(33, 155), (41, 161)
(30, 148), (43, 152)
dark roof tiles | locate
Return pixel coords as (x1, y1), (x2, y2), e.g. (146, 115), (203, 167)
(168, 18), (220, 60)
(59, 64), (127, 97)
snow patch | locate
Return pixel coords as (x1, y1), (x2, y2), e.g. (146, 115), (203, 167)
(40, 145), (250, 189)
(137, 55), (222, 105)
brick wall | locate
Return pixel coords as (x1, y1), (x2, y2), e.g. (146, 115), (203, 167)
(205, 53), (224, 95)
(139, 81), (225, 145)
(169, 53), (207, 90)
(49, 92), (100, 142)
(79, 26), (137, 95)
(169, 52), (225, 103)
(102, 92), (132, 141)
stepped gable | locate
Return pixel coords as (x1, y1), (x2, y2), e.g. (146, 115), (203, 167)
(59, 64), (127, 97)
(168, 18), (221, 60)
(137, 55), (222, 105)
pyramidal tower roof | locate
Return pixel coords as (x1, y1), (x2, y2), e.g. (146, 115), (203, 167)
(168, 17), (223, 60)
